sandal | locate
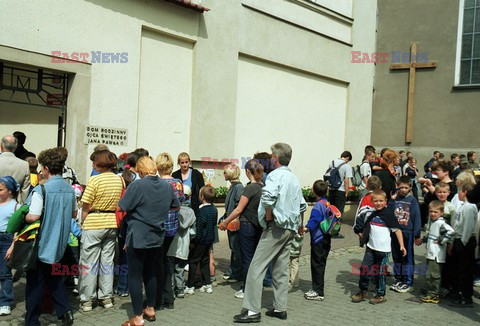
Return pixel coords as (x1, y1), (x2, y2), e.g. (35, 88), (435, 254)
(121, 317), (143, 326)
(142, 309), (156, 322)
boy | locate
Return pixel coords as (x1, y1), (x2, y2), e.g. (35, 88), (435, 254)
(303, 180), (331, 301)
(389, 176), (422, 293)
(358, 150), (375, 198)
(421, 200), (454, 304)
(185, 186), (217, 294)
(434, 182), (456, 225)
(449, 178), (478, 307)
(352, 190), (406, 304)
(356, 175), (382, 212)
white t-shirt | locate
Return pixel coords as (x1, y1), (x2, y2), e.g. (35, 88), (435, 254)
(331, 158), (353, 192)
(359, 161), (372, 189)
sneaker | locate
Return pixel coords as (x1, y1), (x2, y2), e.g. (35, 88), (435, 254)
(184, 286), (195, 295)
(395, 284), (411, 293)
(351, 291), (368, 303)
(305, 290), (324, 301)
(304, 289), (315, 297)
(80, 301), (93, 312)
(176, 291), (185, 298)
(221, 274), (231, 280)
(421, 295), (440, 304)
(235, 289), (244, 299)
(0, 306), (11, 316)
(184, 265), (189, 272)
(200, 285), (213, 294)
(118, 292), (129, 297)
(390, 281), (402, 291)
(99, 298), (113, 309)
(369, 295), (386, 304)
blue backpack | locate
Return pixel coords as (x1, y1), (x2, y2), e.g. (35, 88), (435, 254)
(324, 160), (346, 189)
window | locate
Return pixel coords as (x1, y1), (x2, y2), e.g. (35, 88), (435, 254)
(459, 0), (480, 85)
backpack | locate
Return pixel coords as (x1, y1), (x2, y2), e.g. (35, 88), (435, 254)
(324, 160), (346, 189)
(311, 200), (342, 244)
(352, 162), (368, 187)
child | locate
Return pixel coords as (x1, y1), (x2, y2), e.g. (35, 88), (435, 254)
(289, 233), (304, 290)
(0, 176), (19, 316)
(167, 205), (196, 298)
(352, 190), (406, 304)
(389, 176), (421, 293)
(303, 180), (331, 301)
(185, 186), (217, 294)
(449, 173), (478, 307)
(434, 182), (456, 225)
(356, 175), (382, 212)
(421, 200), (454, 304)
(26, 157), (39, 190)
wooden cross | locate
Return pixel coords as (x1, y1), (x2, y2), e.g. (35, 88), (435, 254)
(390, 42), (437, 143)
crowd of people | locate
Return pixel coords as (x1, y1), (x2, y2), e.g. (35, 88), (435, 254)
(0, 131), (479, 325)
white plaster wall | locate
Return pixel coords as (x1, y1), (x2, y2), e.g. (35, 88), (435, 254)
(311, 0), (353, 17)
(0, 102), (59, 154)
(136, 30), (193, 160)
(234, 56), (348, 186)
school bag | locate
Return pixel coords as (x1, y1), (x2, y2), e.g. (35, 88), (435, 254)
(312, 200), (342, 243)
(351, 162), (368, 187)
(324, 160), (346, 189)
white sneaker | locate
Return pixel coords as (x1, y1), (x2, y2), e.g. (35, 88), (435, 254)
(184, 265), (189, 272)
(390, 281), (402, 291)
(80, 301), (93, 312)
(304, 289), (315, 297)
(395, 284), (411, 293)
(200, 285), (213, 294)
(235, 289), (244, 299)
(184, 286), (195, 295)
(0, 306), (11, 316)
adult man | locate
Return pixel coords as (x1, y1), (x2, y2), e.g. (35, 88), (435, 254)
(233, 143), (306, 323)
(327, 151), (353, 214)
(13, 131), (35, 160)
(0, 135), (30, 203)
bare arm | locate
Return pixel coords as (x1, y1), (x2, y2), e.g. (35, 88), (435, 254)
(219, 196), (249, 230)
(344, 178), (350, 197)
(82, 202), (92, 224)
(25, 213), (41, 224)
(394, 229), (407, 256)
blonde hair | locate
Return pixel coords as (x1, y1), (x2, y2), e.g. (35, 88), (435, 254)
(456, 171), (476, 192)
(177, 152), (190, 165)
(224, 164), (240, 181)
(136, 156), (157, 175)
(156, 152), (174, 175)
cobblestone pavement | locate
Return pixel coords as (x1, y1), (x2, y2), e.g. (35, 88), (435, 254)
(1, 225), (479, 325)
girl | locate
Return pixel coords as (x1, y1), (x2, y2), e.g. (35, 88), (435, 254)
(0, 176), (18, 316)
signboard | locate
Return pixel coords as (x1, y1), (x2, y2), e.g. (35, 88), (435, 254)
(47, 94), (65, 106)
(84, 125), (128, 146)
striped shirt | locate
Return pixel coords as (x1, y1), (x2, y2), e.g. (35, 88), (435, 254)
(82, 172), (123, 230)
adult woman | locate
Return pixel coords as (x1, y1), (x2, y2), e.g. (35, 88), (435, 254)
(373, 149), (397, 201)
(79, 150), (123, 312)
(0, 176), (18, 316)
(419, 161), (456, 226)
(23, 147), (77, 325)
(221, 164), (244, 282)
(219, 159), (264, 299)
(172, 152), (204, 215)
(118, 156), (180, 326)
(155, 152), (184, 309)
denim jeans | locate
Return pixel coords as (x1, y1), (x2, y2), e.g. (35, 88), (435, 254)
(116, 235), (128, 294)
(226, 231), (243, 280)
(0, 233), (13, 307)
(238, 222), (263, 286)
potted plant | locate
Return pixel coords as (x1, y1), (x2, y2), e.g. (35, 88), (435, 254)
(214, 186), (228, 203)
(302, 186), (316, 202)
(347, 186), (360, 202)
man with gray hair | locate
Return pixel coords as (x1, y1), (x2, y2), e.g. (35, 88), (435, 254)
(0, 135), (30, 203)
(234, 142), (306, 323)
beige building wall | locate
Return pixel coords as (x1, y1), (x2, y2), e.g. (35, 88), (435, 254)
(373, 0), (480, 166)
(0, 0), (377, 185)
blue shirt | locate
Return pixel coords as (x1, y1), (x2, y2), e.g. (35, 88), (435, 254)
(0, 200), (16, 232)
(258, 166), (307, 231)
(29, 176), (76, 264)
